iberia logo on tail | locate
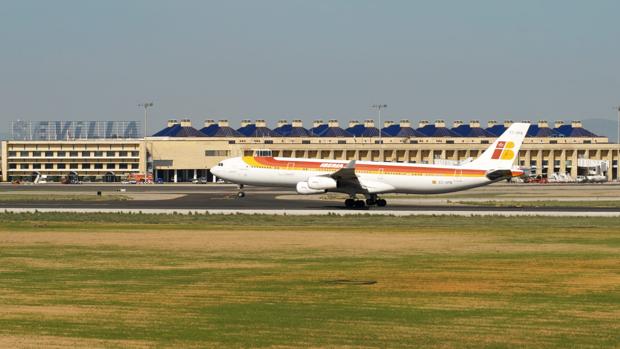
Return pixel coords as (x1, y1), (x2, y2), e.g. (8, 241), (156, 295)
(491, 141), (515, 160)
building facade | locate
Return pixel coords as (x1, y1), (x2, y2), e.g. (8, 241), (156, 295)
(1, 140), (145, 182)
(1, 119), (619, 182)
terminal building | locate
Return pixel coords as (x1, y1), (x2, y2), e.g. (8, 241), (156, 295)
(1, 118), (618, 182)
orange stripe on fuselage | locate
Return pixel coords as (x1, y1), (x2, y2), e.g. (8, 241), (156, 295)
(242, 156), (490, 177)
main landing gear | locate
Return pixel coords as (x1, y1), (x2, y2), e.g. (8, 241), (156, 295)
(344, 198), (365, 209)
(344, 194), (387, 209)
(237, 184), (245, 198)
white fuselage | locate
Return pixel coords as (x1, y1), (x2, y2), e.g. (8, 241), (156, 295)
(211, 156), (498, 195)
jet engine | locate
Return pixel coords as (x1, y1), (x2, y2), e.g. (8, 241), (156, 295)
(296, 181), (325, 195)
(307, 176), (338, 190)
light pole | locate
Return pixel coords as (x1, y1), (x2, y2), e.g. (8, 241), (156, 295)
(139, 102), (154, 138)
(138, 102), (153, 179)
(371, 104), (387, 143)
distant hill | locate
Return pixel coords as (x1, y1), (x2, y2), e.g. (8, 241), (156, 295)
(582, 118), (619, 143)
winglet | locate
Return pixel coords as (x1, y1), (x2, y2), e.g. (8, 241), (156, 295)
(345, 159), (356, 169)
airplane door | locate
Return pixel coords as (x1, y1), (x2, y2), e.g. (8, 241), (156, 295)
(280, 162), (295, 177)
(378, 168), (385, 180)
(454, 168), (463, 183)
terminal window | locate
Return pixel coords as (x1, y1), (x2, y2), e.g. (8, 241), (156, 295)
(45, 164), (53, 169)
(57, 164), (66, 169)
(82, 164), (91, 169)
(107, 152), (116, 157)
(20, 164), (29, 169)
(20, 151), (29, 157)
(94, 164), (103, 169)
(70, 164), (78, 169)
(131, 151), (139, 157)
(131, 164), (139, 169)
(119, 151), (128, 157)
(57, 151), (66, 157)
(33, 151), (41, 157)
(106, 164), (115, 169)
(8, 151), (16, 157)
(119, 163), (128, 169)
(94, 151), (103, 157)
(82, 151), (91, 157)
(70, 151), (78, 157)
(32, 164), (41, 169)
(45, 151), (53, 157)
(205, 150), (229, 157)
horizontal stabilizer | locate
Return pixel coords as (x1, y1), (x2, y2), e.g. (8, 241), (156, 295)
(485, 169), (513, 181)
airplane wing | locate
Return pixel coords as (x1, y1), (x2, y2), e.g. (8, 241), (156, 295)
(327, 160), (394, 194)
(329, 160), (358, 181)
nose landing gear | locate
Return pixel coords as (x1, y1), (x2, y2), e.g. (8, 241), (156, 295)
(237, 184), (245, 198)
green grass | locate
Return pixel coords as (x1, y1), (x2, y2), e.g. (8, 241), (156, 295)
(1, 212), (620, 232)
(457, 200), (620, 208)
(0, 194), (129, 202)
(0, 213), (618, 348)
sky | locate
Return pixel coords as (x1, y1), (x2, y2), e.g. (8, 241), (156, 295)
(1, 0), (620, 136)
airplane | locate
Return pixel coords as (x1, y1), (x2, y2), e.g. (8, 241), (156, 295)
(210, 123), (530, 209)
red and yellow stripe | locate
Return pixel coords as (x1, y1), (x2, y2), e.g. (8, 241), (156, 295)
(242, 156), (491, 177)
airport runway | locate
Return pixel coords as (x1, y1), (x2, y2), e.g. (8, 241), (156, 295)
(1, 183), (620, 216)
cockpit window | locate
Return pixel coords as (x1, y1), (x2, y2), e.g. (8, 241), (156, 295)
(218, 162), (223, 166)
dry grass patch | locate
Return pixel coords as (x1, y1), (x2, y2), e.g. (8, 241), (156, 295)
(0, 214), (618, 348)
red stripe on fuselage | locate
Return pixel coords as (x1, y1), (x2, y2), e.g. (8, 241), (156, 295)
(251, 157), (486, 176)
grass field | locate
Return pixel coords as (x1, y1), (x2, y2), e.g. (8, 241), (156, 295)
(456, 200), (620, 208)
(0, 194), (129, 202)
(0, 213), (618, 348)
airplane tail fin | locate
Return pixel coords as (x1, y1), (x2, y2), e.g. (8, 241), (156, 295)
(463, 123), (530, 170)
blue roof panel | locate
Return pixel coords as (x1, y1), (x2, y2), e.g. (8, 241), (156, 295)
(555, 125), (598, 137)
(452, 125), (494, 137)
(345, 124), (366, 137)
(417, 125), (459, 137)
(310, 124), (329, 136)
(486, 125), (507, 136)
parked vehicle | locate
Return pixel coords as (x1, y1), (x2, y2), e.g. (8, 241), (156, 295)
(526, 174), (548, 184)
(586, 175), (607, 183)
(192, 177), (209, 184)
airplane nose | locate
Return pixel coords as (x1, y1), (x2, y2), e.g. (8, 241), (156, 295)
(211, 165), (222, 177)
